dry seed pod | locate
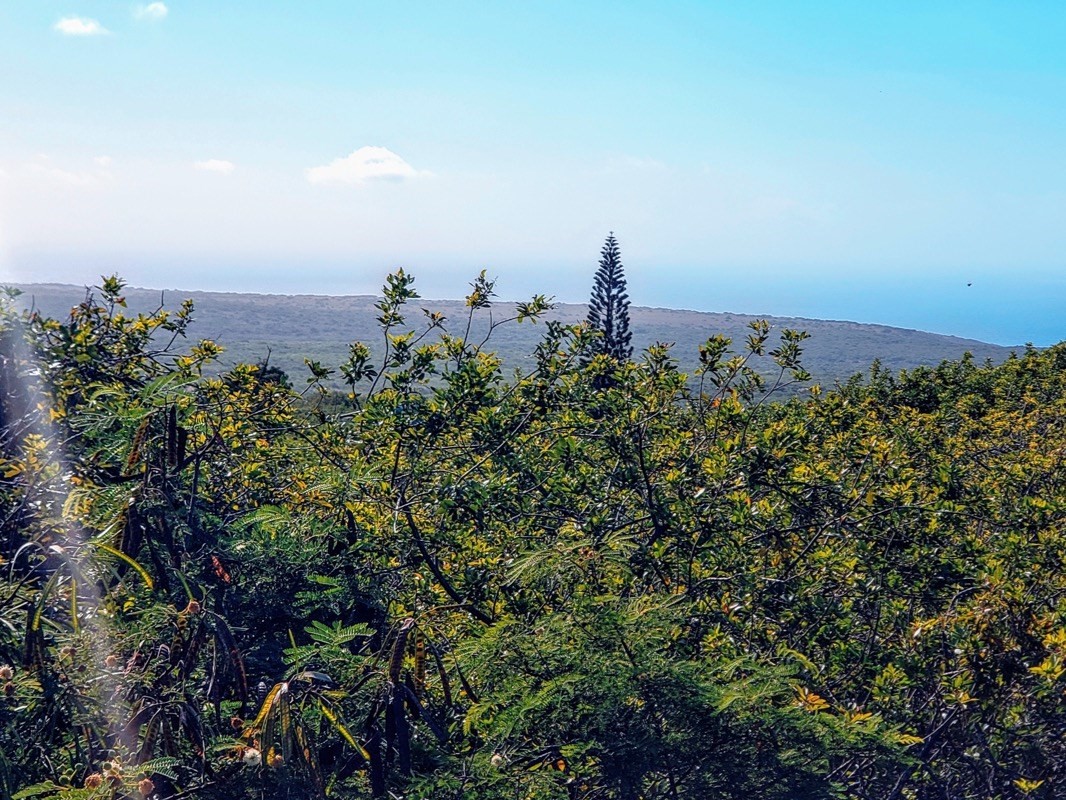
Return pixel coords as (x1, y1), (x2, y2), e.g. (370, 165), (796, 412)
(389, 618), (415, 686)
(413, 631), (426, 697)
(176, 426), (188, 467)
(166, 406), (178, 466)
(125, 416), (150, 474)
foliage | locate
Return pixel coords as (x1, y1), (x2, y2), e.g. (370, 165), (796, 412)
(13, 282), (1018, 392)
(1, 272), (1065, 799)
(585, 233), (633, 372)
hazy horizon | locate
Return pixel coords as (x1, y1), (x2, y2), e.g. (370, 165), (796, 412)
(3, 2), (1064, 346)
(12, 262), (1058, 348)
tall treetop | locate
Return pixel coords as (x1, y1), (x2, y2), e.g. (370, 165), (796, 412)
(586, 232), (633, 363)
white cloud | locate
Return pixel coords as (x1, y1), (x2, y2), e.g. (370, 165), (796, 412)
(22, 155), (114, 187)
(27, 162), (96, 187)
(134, 3), (168, 20)
(194, 159), (235, 175)
(306, 146), (430, 185)
(54, 16), (110, 36)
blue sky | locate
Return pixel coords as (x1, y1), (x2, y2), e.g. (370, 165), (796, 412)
(1, 2), (1064, 344)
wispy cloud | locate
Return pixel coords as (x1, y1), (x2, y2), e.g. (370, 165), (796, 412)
(134, 3), (168, 21)
(94, 156), (113, 167)
(306, 146), (430, 185)
(54, 16), (110, 36)
(26, 157), (107, 187)
(194, 159), (235, 175)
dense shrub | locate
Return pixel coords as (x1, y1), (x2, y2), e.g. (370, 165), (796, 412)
(1, 275), (1064, 799)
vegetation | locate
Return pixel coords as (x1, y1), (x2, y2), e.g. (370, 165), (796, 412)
(585, 234), (633, 366)
(1, 272), (1065, 799)
(11, 283), (1017, 392)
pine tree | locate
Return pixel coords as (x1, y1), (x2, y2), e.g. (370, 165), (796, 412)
(586, 232), (633, 363)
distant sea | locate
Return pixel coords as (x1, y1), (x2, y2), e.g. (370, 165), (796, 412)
(5, 256), (1061, 347)
(647, 268), (1065, 347)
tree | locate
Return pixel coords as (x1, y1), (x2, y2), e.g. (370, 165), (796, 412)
(586, 232), (633, 363)
(8, 269), (1066, 800)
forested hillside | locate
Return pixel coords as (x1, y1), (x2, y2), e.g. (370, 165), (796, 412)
(2, 275), (1064, 800)
(12, 282), (1016, 390)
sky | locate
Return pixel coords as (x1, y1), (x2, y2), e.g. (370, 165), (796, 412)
(1, 1), (1065, 345)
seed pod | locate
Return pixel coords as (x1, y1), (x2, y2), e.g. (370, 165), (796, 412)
(166, 406), (178, 467)
(125, 416), (150, 474)
(176, 426), (188, 467)
(413, 630), (426, 698)
(389, 619), (415, 687)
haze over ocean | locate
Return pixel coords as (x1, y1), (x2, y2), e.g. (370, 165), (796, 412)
(652, 267), (1064, 347)
(13, 255), (1056, 347)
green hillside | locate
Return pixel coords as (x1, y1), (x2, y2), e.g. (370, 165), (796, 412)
(13, 281), (1017, 389)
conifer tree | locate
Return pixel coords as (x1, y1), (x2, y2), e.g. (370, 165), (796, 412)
(586, 232), (633, 363)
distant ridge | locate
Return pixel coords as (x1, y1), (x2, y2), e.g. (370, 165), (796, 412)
(11, 282), (1019, 388)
